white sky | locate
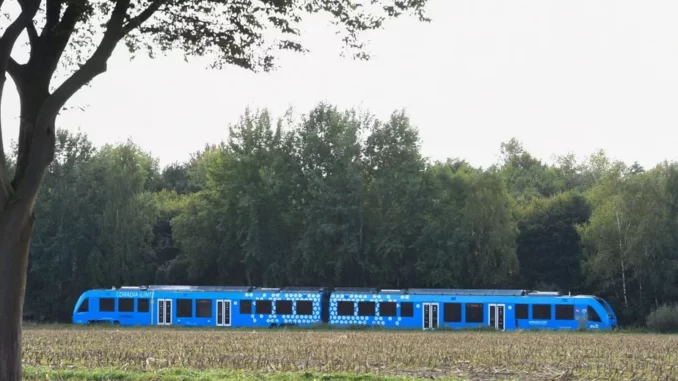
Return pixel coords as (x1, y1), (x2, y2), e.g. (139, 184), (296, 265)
(3, 0), (678, 169)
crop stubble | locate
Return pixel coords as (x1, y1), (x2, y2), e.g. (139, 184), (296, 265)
(22, 328), (678, 380)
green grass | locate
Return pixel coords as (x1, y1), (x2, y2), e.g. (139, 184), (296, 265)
(23, 367), (468, 381)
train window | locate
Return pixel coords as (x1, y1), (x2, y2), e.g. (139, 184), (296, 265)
(100, 298), (115, 312)
(515, 304), (528, 319)
(276, 300), (293, 315)
(465, 303), (483, 323)
(77, 298), (89, 313)
(177, 299), (193, 317)
(256, 300), (273, 314)
(555, 305), (574, 320)
(379, 302), (397, 317)
(197, 299), (212, 318)
(358, 301), (376, 316)
(240, 300), (252, 314)
(532, 304), (551, 319)
(587, 306), (601, 322)
(338, 301), (354, 316)
(443, 303), (462, 322)
(137, 298), (149, 313)
(119, 298), (134, 312)
(401, 302), (414, 317)
(296, 300), (313, 315)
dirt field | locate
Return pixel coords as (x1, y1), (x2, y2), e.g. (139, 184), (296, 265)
(21, 326), (678, 380)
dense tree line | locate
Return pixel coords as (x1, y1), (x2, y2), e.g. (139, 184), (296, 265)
(18, 104), (678, 327)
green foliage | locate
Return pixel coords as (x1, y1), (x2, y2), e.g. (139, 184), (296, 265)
(22, 109), (678, 329)
(25, 134), (163, 320)
(646, 304), (678, 333)
(10, 0), (430, 82)
(516, 191), (590, 291)
(499, 138), (565, 203)
(363, 111), (427, 287)
(578, 162), (678, 323)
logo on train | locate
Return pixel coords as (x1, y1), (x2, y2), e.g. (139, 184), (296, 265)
(116, 291), (153, 298)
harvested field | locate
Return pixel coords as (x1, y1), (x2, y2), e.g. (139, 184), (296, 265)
(21, 327), (678, 380)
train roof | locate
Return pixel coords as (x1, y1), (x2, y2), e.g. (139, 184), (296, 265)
(111, 285), (255, 292)
(93, 285), (580, 298)
(98, 285), (328, 293)
(407, 288), (529, 296)
(334, 287), (378, 294)
(281, 287), (329, 292)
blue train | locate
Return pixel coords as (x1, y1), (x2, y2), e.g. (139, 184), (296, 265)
(71, 285), (618, 331)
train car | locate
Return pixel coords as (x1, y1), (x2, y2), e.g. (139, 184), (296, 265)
(239, 286), (328, 328)
(72, 285), (329, 327)
(328, 288), (617, 331)
(73, 285), (617, 331)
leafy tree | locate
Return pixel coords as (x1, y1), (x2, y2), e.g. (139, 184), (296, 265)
(414, 162), (474, 287)
(172, 109), (305, 286)
(0, 0), (430, 377)
(577, 159), (659, 323)
(87, 142), (160, 288)
(363, 111), (426, 287)
(499, 138), (564, 203)
(158, 163), (191, 195)
(516, 191), (590, 292)
(461, 171), (519, 287)
(151, 189), (188, 283)
(414, 162), (518, 288)
(16, 103), (678, 333)
(25, 129), (96, 322)
(296, 104), (367, 286)
(170, 189), (227, 283)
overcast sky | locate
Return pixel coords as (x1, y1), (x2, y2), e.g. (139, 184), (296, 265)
(2, 0), (678, 169)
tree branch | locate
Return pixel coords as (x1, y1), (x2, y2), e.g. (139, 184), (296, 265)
(0, 75), (8, 209)
(51, 4), (82, 48)
(0, 163), (12, 210)
(42, 0), (62, 37)
(32, 3), (83, 76)
(13, 3), (85, 190)
(122, 0), (167, 36)
(7, 58), (23, 87)
(15, 0), (132, 203)
(42, 0), (131, 120)
(26, 21), (38, 47)
(0, 2), (40, 212)
(0, 14), (32, 66)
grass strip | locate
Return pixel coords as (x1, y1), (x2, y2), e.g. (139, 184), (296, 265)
(22, 367), (470, 381)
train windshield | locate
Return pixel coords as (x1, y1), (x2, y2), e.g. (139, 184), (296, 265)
(595, 297), (615, 317)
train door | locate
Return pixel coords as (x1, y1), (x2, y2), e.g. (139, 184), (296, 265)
(157, 299), (172, 326)
(488, 304), (505, 331)
(216, 300), (231, 327)
(423, 303), (439, 330)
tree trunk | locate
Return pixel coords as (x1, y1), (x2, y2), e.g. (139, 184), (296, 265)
(0, 106), (53, 381)
(615, 209), (629, 309)
(0, 202), (34, 381)
(639, 276), (643, 306)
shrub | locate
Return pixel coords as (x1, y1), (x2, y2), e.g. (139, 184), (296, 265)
(646, 304), (678, 333)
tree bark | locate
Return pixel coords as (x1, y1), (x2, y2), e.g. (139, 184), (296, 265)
(0, 1), (138, 380)
(0, 107), (54, 381)
(615, 209), (629, 309)
(0, 201), (34, 381)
